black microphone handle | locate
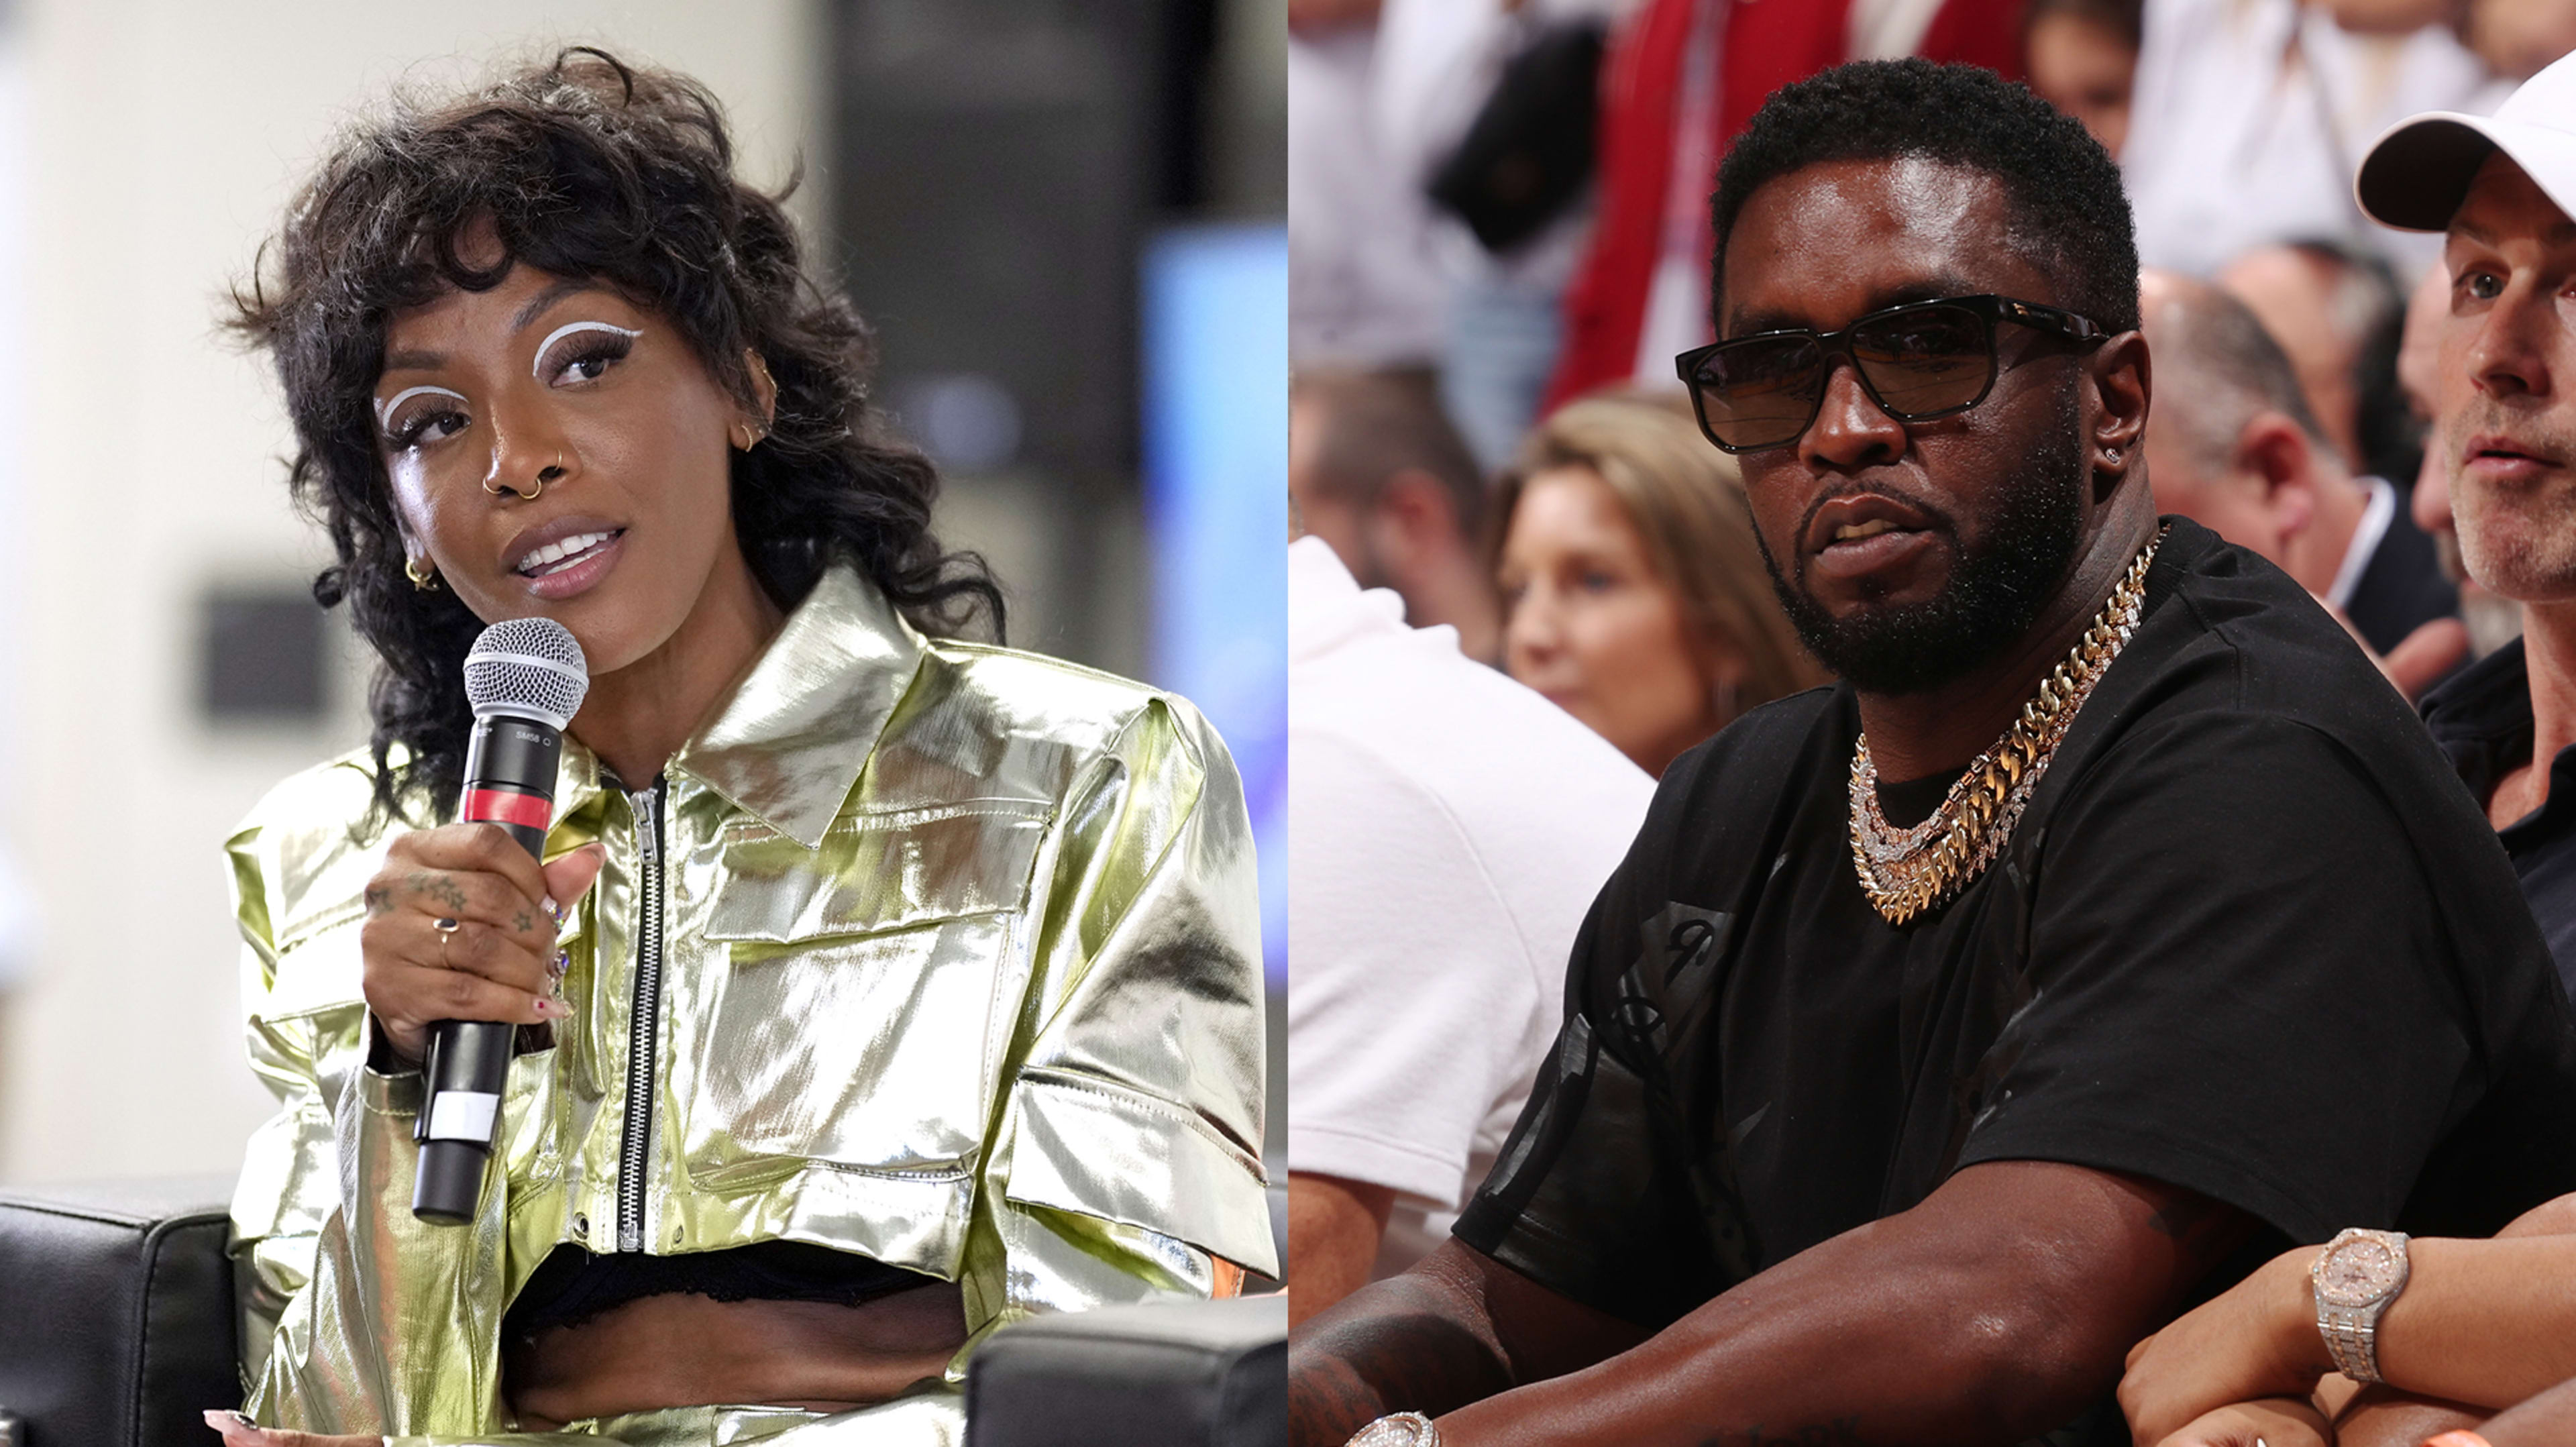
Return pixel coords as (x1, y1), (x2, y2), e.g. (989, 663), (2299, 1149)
(413, 1019), (519, 1224)
(413, 712), (564, 1225)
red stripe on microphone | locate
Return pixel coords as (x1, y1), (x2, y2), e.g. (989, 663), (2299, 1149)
(462, 787), (553, 832)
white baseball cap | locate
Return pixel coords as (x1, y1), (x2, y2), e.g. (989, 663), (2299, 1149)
(2357, 49), (2576, 232)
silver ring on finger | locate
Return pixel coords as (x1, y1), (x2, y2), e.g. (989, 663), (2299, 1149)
(431, 916), (462, 969)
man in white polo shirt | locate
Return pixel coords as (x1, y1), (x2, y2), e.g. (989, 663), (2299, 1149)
(1287, 532), (1653, 1326)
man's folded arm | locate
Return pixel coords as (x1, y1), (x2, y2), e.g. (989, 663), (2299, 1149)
(1289, 1234), (1650, 1446)
(1295, 1158), (2249, 1447)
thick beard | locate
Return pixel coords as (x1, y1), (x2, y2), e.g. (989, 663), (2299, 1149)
(1758, 381), (2089, 696)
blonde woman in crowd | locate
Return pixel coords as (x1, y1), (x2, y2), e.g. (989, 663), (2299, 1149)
(1494, 390), (1823, 777)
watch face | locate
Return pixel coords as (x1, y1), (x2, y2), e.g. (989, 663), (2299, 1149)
(2318, 1236), (2403, 1305)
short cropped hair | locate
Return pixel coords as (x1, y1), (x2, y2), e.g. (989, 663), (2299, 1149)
(2152, 275), (2331, 474)
(1291, 370), (1488, 537)
(1711, 58), (2141, 335)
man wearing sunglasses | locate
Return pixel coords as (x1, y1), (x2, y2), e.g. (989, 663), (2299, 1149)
(1292, 58), (2576, 1447)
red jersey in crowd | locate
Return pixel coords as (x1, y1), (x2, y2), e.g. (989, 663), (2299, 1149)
(1543, 0), (2025, 410)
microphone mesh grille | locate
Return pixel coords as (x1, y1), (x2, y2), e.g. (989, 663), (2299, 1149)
(464, 617), (590, 728)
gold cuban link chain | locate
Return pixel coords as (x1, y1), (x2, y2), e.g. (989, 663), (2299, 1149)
(1847, 527), (2165, 925)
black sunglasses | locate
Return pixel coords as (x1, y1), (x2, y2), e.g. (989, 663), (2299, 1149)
(1673, 294), (2108, 453)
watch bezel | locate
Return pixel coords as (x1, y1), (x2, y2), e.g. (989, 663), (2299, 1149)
(1348, 1412), (1439, 1447)
(2311, 1227), (2410, 1309)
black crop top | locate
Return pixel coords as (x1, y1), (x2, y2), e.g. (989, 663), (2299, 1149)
(502, 1239), (937, 1342)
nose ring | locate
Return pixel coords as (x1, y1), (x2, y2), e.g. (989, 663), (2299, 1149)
(484, 451), (566, 502)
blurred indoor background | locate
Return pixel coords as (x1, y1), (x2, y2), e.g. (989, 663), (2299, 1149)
(1288, 0), (2560, 799)
(0, 0), (1287, 1185)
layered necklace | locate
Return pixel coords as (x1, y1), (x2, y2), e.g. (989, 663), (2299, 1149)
(1847, 528), (2165, 926)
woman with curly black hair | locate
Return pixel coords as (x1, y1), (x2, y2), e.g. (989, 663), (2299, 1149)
(205, 49), (1273, 1447)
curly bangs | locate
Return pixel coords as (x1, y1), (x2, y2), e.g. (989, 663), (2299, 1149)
(229, 47), (1002, 828)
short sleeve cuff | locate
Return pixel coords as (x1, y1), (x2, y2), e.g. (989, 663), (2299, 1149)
(1957, 1118), (2344, 1246)
(1287, 1122), (1468, 1208)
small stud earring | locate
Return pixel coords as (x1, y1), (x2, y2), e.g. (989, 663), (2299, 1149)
(2105, 446), (2123, 464)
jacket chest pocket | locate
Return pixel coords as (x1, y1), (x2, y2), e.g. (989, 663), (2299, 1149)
(680, 802), (1051, 1188)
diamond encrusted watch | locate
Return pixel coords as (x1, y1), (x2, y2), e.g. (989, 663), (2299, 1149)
(2311, 1226), (2410, 1383)
(1346, 1411), (1440, 1446)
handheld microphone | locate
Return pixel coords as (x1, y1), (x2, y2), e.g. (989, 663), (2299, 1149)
(413, 617), (589, 1225)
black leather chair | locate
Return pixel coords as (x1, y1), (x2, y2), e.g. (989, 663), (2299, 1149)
(963, 1296), (1285, 1446)
(0, 1179), (1285, 1447)
(0, 1178), (241, 1447)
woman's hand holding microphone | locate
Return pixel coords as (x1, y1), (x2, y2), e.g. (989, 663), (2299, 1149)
(359, 826), (608, 1067)
(209, 832), (607, 1441)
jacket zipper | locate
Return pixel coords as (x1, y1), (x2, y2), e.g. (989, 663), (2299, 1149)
(616, 777), (665, 1253)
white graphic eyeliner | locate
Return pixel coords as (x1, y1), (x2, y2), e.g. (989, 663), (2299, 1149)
(533, 320), (642, 378)
(377, 385), (468, 431)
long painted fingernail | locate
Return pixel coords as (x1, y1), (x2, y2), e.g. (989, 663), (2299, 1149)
(542, 896), (561, 920)
(535, 998), (570, 1019)
(551, 949), (570, 977)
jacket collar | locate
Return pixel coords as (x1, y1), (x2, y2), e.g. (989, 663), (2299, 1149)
(552, 566), (926, 849)
(675, 565), (926, 847)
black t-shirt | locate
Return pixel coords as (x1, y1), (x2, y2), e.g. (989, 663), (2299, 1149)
(1457, 520), (2576, 1344)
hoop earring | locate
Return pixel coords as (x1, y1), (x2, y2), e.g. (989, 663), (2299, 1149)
(405, 555), (439, 592)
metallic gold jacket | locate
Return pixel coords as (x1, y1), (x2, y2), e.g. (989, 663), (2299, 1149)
(226, 567), (1275, 1446)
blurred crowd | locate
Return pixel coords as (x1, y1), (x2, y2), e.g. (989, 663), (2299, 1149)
(1285, 0), (2576, 1380)
(1291, 0), (2576, 751)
